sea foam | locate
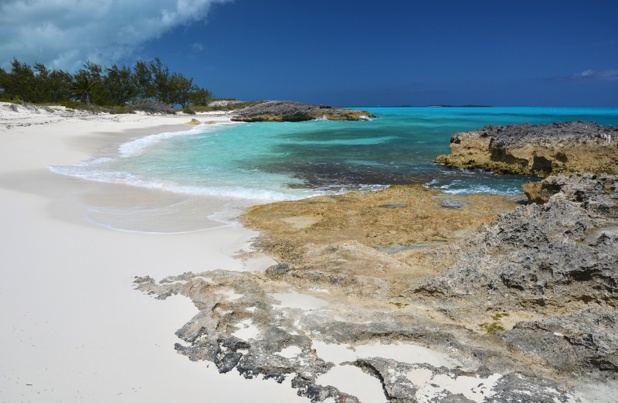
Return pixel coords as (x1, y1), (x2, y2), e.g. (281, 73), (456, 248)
(50, 162), (310, 201)
(48, 107), (618, 207)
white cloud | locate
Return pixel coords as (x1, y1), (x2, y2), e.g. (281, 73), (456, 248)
(192, 42), (204, 52)
(0, 0), (231, 71)
(570, 69), (618, 82)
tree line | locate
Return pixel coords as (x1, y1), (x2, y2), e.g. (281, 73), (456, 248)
(0, 58), (213, 110)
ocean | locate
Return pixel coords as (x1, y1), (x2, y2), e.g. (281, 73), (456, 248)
(51, 106), (618, 225)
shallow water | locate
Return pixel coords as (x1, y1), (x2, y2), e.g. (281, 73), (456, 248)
(51, 106), (618, 224)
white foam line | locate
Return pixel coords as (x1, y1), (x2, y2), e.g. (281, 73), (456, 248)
(119, 121), (241, 158)
(49, 164), (310, 201)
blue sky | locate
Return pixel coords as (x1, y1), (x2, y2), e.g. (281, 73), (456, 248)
(1, 0), (617, 106)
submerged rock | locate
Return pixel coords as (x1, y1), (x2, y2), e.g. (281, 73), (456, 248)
(434, 121), (618, 176)
(230, 100), (376, 122)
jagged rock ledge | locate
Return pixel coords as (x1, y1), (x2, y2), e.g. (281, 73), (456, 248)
(434, 121), (618, 176)
(230, 100), (376, 122)
(135, 175), (618, 401)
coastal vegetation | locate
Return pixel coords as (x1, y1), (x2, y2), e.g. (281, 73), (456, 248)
(0, 58), (213, 113)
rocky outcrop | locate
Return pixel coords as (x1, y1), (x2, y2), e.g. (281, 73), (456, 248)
(417, 174), (617, 313)
(230, 100), (376, 122)
(434, 121), (618, 176)
(352, 358), (577, 403)
(135, 175), (618, 401)
(241, 185), (520, 299)
(523, 172), (618, 211)
(416, 173), (618, 384)
(502, 310), (618, 375)
(135, 267), (583, 403)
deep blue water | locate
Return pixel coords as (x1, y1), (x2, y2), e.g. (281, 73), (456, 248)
(52, 107), (618, 203)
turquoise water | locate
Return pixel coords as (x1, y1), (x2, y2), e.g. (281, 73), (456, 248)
(52, 107), (618, 204)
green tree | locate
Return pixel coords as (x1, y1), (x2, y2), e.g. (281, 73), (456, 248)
(168, 72), (194, 108)
(132, 60), (154, 100)
(71, 72), (96, 105)
(3, 58), (36, 101)
(103, 64), (136, 105)
(47, 69), (73, 102)
(0, 58), (213, 109)
(189, 86), (213, 107)
(31, 62), (50, 102)
(83, 61), (105, 104)
(0, 66), (8, 100)
(149, 57), (173, 105)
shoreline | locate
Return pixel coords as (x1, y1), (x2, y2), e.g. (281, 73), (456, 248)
(3, 103), (615, 402)
(0, 104), (306, 402)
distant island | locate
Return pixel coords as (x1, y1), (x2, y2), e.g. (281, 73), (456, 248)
(428, 104), (494, 107)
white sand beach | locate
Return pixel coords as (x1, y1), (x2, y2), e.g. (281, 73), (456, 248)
(0, 104), (306, 402)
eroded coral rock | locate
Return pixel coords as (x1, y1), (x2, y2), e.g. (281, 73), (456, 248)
(416, 174), (618, 380)
(135, 269), (585, 402)
(135, 174), (617, 402)
(352, 358), (576, 403)
(231, 101), (376, 122)
(435, 121), (618, 176)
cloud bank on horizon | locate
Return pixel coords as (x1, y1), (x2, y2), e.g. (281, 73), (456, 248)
(0, 0), (231, 71)
(570, 69), (618, 82)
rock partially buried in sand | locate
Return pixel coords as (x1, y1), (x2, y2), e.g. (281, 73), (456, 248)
(434, 121), (618, 176)
(186, 118), (201, 125)
(135, 175), (615, 401)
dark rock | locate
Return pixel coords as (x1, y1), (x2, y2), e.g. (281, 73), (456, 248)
(230, 100), (376, 122)
(352, 358), (576, 403)
(501, 310), (618, 376)
(487, 372), (577, 403)
(377, 203), (408, 209)
(265, 262), (292, 276)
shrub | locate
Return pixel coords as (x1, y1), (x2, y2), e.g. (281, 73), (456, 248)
(129, 98), (175, 114)
(105, 105), (136, 114)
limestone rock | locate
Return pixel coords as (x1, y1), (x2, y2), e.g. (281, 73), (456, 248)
(135, 174), (617, 401)
(501, 310), (618, 375)
(416, 174), (618, 378)
(352, 358), (577, 403)
(435, 121), (618, 176)
(523, 173), (618, 216)
(230, 100), (376, 122)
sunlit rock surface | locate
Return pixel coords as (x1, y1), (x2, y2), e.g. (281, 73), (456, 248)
(136, 176), (618, 401)
(435, 121), (618, 176)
